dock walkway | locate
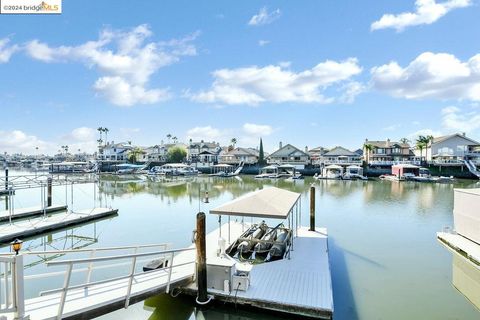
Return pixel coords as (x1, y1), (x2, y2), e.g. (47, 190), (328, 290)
(183, 223), (334, 319)
(438, 232), (480, 264)
(0, 208), (117, 243)
(0, 205), (68, 223)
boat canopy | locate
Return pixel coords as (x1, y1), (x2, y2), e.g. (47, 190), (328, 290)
(210, 187), (300, 219)
(161, 163), (189, 168)
(325, 164), (343, 169)
(213, 164), (232, 168)
(392, 164), (419, 169)
(261, 165), (278, 170)
(347, 165), (362, 169)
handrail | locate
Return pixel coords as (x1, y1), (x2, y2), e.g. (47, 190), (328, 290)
(46, 247), (196, 266)
(39, 260), (195, 297)
(0, 243), (171, 256)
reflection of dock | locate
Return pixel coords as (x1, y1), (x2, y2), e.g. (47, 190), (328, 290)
(0, 204), (67, 223)
(0, 208), (118, 243)
(452, 250), (480, 310)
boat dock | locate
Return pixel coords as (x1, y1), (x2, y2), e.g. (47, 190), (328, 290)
(437, 232), (480, 265)
(182, 222), (333, 319)
(0, 204), (67, 223)
(0, 208), (118, 243)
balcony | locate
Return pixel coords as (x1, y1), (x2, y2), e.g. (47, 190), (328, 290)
(368, 160), (421, 166)
(315, 159), (363, 165)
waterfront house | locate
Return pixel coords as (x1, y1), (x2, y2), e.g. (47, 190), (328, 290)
(318, 146), (362, 166)
(267, 142), (310, 169)
(218, 147), (261, 165)
(308, 146), (329, 165)
(140, 143), (188, 163)
(98, 142), (133, 161)
(418, 133), (480, 165)
(188, 141), (222, 165)
(363, 139), (416, 166)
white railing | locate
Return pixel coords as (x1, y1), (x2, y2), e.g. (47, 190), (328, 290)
(267, 159), (309, 164)
(368, 160), (421, 166)
(431, 160), (464, 165)
(321, 160), (362, 165)
(0, 255), (25, 319)
(34, 244), (196, 319)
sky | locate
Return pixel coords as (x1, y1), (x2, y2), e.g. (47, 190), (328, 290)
(1, 0), (480, 155)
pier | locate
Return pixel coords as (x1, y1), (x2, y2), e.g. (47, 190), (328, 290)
(0, 205), (68, 223)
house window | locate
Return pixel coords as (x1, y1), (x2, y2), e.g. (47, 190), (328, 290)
(376, 148), (385, 154)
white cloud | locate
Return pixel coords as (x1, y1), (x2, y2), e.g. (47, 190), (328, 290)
(243, 123), (273, 136)
(0, 130), (54, 154)
(258, 40), (270, 47)
(371, 52), (480, 101)
(383, 124), (402, 131)
(248, 7), (281, 26)
(191, 58), (362, 106)
(442, 105), (480, 132)
(186, 126), (224, 142)
(24, 25), (199, 107)
(371, 0), (471, 32)
(68, 127), (96, 142)
(339, 81), (365, 103)
(93, 76), (170, 107)
(0, 38), (19, 63)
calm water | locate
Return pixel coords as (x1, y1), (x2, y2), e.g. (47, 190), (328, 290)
(2, 170), (480, 319)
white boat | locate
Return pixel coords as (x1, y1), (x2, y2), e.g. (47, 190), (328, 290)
(255, 164), (299, 179)
(315, 165), (343, 180)
(114, 163), (149, 174)
(343, 165), (368, 180)
(149, 163), (198, 176)
(255, 165), (279, 179)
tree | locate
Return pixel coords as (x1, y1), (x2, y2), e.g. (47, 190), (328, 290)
(127, 147), (144, 164)
(400, 138), (410, 144)
(416, 136), (427, 162)
(258, 138), (266, 165)
(166, 134), (172, 144)
(103, 128), (109, 144)
(364, 143), (374, 164)
(167, 146), (187, 163)
(231, 138), (237, 149)
(97, 127), (103, 141)
(173, 136), (178, 144)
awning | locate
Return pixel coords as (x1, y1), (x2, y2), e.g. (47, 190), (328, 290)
(210, 187), (300, 219)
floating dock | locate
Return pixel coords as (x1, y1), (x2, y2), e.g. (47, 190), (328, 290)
(0, 204), (68, 223)
(182, 222), (334, 319)
(437, 232), (480, 265)
(0, 208), (118, 243)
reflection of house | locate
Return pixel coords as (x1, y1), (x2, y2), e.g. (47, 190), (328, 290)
(419, 133), (480, 165)
(364, 139), (416, 166)
(219, 147), (260, 165)
(319, 146), (362, 165)
(267, 142), (310, 168)
(98, 142), (133, 161)
(188, 141), (221, 164)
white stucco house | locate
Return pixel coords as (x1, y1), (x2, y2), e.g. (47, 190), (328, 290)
(418, 133), (480, 165)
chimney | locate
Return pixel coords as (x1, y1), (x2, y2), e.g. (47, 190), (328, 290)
(305, 146), (308, 153)
(386, 139), (390, 147)
(279, 141), (283, 149)
(462, 132), (466, 137)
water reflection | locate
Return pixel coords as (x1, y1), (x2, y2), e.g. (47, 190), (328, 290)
(451, 251), (480, 311)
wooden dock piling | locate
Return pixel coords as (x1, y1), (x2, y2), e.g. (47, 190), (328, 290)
(195, 211), (208, 303)
(310, 186), (315, 231)
(47, 177), (52, 207)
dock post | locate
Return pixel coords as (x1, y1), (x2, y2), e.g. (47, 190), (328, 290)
(4, 167), (8, 190)
(309, 186), (315, 231)
(196, 212), (208, 304)
(47, 177), (52, 207)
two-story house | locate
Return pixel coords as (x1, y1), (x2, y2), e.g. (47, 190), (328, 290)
(318, 146), (362, 166)
(218, 147), (261, 165)
(363, 139), (415, 166)
(98, 142), (133, 162)
(420, 133), (480, 165)
(188, 141), (222, 165)
(267, 143), (310, 169)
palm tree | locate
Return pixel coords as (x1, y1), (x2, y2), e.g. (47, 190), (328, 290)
(173, 136), (178, 144)
(97, 127), (103, 141)
(103, 128), (109, 145)
(364, 143), (374, 165)
(399, 138), (410, 144)
(231, 138), (237, 149)
(166, 134), (172, 144)
(127, 147), (144, 164)
(416, 136), (427, 162)
(97, 138), (103, 146)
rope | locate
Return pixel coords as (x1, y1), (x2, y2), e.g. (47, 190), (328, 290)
(196, 294), (213, 305)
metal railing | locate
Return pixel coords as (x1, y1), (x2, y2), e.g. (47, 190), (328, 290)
(0, 255), (24, 319)
(367, 160), (421, 166)
(33, 244), (196, 319)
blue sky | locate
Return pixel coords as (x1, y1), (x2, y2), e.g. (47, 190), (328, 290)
(1, 0), (480, 154)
